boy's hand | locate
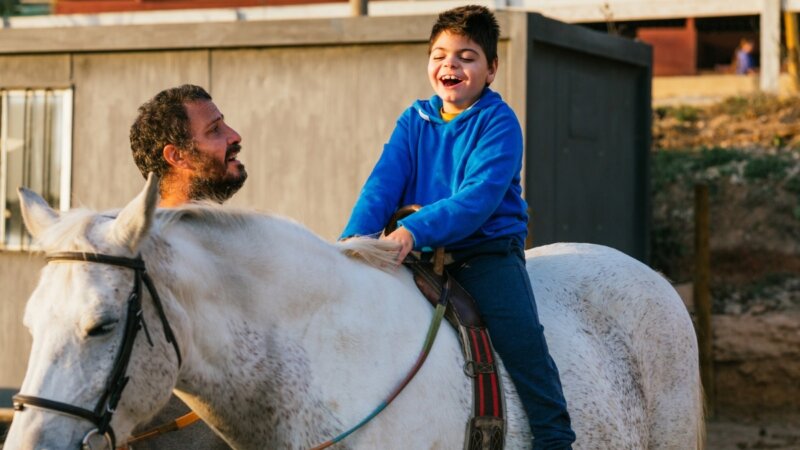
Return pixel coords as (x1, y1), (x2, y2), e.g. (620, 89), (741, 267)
(382, 226), (415, 264)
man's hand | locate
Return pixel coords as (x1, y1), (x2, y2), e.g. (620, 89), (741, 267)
(382, 226), (415, 264)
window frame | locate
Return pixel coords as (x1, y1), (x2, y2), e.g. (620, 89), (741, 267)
(0, 87), (73, 251)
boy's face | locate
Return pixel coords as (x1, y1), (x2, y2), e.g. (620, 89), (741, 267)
(428, 31), (497, 114)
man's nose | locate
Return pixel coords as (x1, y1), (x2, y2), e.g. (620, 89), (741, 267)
(228, 126), (242, 145)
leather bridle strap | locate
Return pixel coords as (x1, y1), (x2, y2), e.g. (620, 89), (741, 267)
(13, 251), (182, 449)
(44, 252), (182, 366)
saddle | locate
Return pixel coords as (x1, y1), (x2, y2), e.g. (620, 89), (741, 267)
(386, 206), (505, 450)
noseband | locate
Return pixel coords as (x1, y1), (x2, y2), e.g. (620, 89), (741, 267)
(13, 252), (182, 450)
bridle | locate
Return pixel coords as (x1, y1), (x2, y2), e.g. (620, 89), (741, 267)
(13, 252), (182, 450)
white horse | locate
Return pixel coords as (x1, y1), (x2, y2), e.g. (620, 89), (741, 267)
(6, 176), (703, 449)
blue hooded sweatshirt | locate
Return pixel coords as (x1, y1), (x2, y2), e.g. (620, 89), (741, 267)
(341, 89), (528, 250)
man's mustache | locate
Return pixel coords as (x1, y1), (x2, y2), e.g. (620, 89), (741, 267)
(226, 143), (242, 159)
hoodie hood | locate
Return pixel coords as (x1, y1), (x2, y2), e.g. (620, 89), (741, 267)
(413, 88), (504, 124)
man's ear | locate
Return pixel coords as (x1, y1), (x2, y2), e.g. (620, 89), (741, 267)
(163, 144), (190, 169)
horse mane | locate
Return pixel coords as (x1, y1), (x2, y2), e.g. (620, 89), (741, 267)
(155, 203), (400, 273)
(334, 237), (400, 271)
(32, 201), (398, 273)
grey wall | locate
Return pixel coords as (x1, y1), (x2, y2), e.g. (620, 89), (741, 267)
(0, 16), (515, 389)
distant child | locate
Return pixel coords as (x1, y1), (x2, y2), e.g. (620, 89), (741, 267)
(340, 5), (576, 449)
(734, 38), (755, 75)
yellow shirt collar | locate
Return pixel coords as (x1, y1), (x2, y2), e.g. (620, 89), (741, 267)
(440, 108), (460, 123)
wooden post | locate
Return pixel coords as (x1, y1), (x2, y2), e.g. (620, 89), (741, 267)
(760, 0), (781, 93)
(694, 184), (714, 418)
(350, 0), (367, 17)
(785, 11), (800, 92)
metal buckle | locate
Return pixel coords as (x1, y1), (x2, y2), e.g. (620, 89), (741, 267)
(463, 361), (495, 377)
(82, 428), (114, 450)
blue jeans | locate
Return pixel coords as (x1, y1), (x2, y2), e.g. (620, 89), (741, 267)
(444, 238), (575, 449)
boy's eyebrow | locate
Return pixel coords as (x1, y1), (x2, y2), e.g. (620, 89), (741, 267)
(431, 46), (480, 54)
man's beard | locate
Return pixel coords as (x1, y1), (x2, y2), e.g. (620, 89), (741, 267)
(186, 143), (248, 203)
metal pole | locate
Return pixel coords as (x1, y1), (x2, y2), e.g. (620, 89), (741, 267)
(693, 184), (714, 418)
(350, 0), (366, 17)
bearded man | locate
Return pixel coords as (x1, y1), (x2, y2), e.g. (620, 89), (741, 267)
(130, 84), (247, 206)
(126, 84), (245, 449)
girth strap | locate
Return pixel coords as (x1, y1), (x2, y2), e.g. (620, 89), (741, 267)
(404, 259), (506, 450)
(387, 204), (506, 450)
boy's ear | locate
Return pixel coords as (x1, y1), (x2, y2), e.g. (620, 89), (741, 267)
(486, 58), (498, 85)
(163, 144), (190, 169)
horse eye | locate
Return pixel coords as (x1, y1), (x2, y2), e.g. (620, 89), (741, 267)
(87, 320), (119, 337)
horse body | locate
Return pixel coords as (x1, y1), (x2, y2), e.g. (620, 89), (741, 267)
(6, 178), (701, 449)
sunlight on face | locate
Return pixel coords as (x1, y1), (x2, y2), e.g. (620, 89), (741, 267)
(428, 31), (497, 114)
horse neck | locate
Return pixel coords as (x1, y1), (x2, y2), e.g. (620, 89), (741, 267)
(143, 212), (414, 447)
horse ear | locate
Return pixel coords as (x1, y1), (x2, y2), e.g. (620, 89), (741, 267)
(110, 172), (160, 252)
(17, 187), (59, 239)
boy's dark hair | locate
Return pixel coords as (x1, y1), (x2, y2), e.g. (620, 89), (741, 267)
(429, 5), (500, 65)
(130, 84), (212, 179)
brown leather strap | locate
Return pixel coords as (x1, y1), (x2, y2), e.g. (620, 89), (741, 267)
(118, 411), (201, 449)
(385, 204), (422, 235)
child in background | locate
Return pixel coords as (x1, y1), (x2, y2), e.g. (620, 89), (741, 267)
(340, 5), (575, 448)
(734, 38), (755, 75)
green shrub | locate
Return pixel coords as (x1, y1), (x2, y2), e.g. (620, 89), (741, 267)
(785, 175), (800, 194)
(669, 105), (700, 123)
(651, 150), (694, 191)
(694, 147), (746, 170)
(743, 155), (791, 180)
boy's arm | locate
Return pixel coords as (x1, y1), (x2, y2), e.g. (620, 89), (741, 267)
(399, 108), (522, 248)
(340, 111), (413, 240)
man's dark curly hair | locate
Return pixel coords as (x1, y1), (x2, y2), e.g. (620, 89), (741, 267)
(130, 84), (212, 179)
(429, 5), (500, 65)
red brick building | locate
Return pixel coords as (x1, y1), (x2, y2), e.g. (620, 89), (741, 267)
(54, 0), (339, 14)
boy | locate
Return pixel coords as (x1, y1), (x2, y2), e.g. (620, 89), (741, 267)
(341, 5), (575, 449)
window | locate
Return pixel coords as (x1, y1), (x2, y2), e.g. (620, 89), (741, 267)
(1, 88), (72, 250)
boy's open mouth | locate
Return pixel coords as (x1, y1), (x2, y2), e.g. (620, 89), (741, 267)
(440, 75), (463, 87)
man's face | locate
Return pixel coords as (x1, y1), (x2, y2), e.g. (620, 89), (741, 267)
(183, 100), (247, 202)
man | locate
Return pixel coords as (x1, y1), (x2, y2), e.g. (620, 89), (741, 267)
(127, 84), (244, 449)
(130, 84), (247, 206)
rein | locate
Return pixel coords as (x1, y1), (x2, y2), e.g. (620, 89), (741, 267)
(310, 271), (452, 450)
(13, 252), (182, 450)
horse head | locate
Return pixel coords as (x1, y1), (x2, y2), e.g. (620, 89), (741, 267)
(6, 174), (183, 449)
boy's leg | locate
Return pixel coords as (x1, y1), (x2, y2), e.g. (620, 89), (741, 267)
(447, 240), (575, 450)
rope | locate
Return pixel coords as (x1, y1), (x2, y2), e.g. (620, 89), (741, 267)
(310, 301), (447, 449)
